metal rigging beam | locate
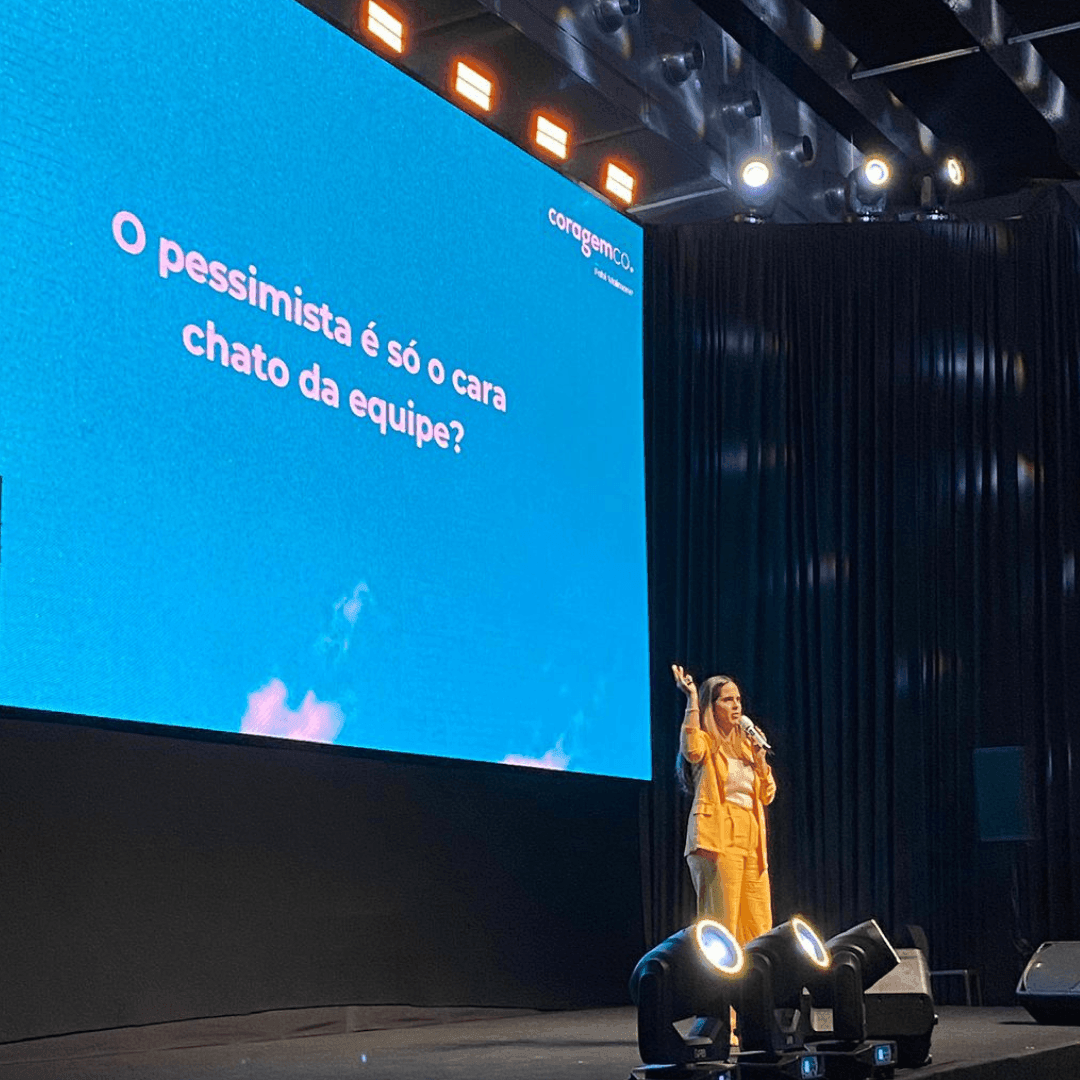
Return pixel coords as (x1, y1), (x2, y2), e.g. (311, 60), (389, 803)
(940, 0), (1080, 174)
(723, 0), (943, 165)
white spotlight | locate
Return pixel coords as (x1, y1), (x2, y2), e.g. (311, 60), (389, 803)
(863, 157), (891, 187)
(741, 158), (772, 188)
(695, 919), (744, 975)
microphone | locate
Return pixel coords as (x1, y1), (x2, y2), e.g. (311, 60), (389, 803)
(739, 715), (772, 752)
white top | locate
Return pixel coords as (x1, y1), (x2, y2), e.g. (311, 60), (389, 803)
(723, 753), (756, 810)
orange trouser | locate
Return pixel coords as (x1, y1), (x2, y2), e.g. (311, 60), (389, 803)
(686, 803), (772, 945)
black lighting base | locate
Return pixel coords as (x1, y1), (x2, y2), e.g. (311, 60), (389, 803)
(629, 1062), (737, 1080)
(628, 1041), (893, 1080)
(732, 1048), (825, 1079)
(805, 1040), (897, 1080)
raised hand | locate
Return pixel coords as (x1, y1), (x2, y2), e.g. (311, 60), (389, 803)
(671, 663), (697, 702)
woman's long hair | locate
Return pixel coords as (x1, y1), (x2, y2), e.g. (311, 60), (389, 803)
(674, 674), (738, 796)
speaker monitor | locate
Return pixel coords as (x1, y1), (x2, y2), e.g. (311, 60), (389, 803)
(863, 947), (937, 1068)
(1017, 942), (1080, 1025)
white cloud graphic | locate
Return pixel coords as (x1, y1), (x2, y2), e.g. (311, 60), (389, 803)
(241, 677), (344, 743)
(502, 736), (570, 771)
(241, 580), (369, 743)
(316, 581), (369, 662)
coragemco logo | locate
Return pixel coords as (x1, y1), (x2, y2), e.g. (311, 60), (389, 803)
(547, 207), (634, 273)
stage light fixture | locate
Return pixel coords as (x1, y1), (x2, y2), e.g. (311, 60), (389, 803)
(663, 42), (704, 85)
(823, 181), (847, 217)
(739, 917), (831, 1056)
(364, 0), (405, 54)
(826, 920), (899, 989)
(817, 920), (901, 1043)
(827, 156), (893, 219)
(628, 919), (745, 1067)
(594, 0), (640, 34)
(718, 87), (761, 132)
(532, 113), (570, 160)
(741, 158), (772, 189)
(603, 161), (636, 205)
(453, 60), (494, 112)
(732, 156), (779, 222)
(794, 917), (831, 967)
(916, 156), (968, 219)
(777, 135), (815, 170)
(861, 157), (890, 188)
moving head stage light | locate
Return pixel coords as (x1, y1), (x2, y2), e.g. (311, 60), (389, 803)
(629, 919), (825, 1080)
(629, 920), (745, 1069)
(738, 917), (831, 1057)
(630, 919), (929, 1079)
(738, 919), (904, 1080)
(798, 920), (901, 1079)
(816, 920), (900, 1043)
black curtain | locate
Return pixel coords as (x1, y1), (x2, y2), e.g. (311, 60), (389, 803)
(643, 187), (1080, 1003)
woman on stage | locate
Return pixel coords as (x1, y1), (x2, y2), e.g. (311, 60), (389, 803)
(672, 664), (775, 945)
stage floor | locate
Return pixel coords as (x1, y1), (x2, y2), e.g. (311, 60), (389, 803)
(2, 1004), (1079, 1080)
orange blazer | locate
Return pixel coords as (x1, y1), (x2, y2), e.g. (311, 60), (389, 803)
(680, 724), (777, 868)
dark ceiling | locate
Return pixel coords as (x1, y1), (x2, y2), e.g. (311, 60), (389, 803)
(695, 0), (1080, 197)
(305, 0), (1080, 221)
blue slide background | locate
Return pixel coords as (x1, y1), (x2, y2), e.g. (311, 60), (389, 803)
(0, 0), (650, 778)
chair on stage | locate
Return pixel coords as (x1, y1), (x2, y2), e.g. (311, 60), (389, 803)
(905, 924), (983, 1006)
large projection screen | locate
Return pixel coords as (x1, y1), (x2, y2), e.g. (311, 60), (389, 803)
(0, 0), (650, 779)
